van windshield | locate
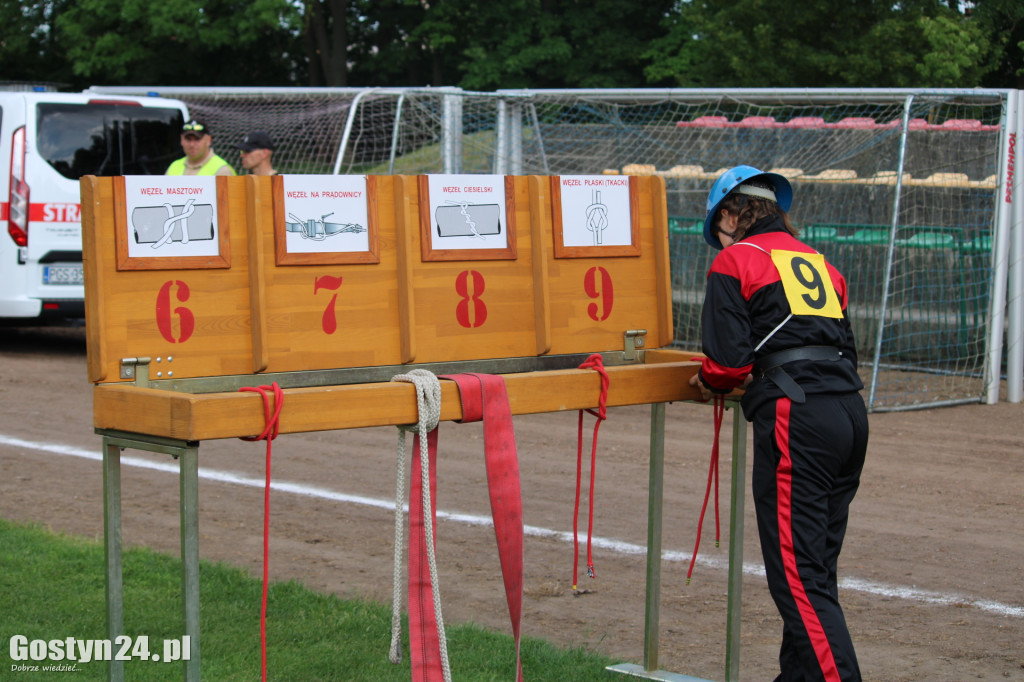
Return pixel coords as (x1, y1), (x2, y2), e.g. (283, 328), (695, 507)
(36, 103), (184, 178)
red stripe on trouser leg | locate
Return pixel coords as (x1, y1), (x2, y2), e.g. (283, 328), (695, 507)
(408, 428), (445, 682)
(443, 373), (524, 682)
(774, 399), (842, 682)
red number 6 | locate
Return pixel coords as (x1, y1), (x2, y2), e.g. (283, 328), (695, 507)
(155, 280), (195, 343)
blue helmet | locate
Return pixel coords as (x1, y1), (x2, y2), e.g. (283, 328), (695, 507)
(703, 165), (793, 249)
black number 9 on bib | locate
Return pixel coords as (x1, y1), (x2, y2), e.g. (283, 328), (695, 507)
(770, 250), (844, 318)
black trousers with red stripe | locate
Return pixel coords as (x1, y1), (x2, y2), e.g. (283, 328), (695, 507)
(752, 392), (868, 682)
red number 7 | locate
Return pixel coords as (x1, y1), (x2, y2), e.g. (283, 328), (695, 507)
(314, 275), (344, 334)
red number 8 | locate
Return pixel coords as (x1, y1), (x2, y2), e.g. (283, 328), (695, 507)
(455, 270), (487, 328)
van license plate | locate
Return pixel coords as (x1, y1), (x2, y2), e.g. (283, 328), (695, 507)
(43, 265), (84, 285)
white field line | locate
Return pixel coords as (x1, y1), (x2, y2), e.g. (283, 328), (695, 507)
(3, 433), (1022, 619)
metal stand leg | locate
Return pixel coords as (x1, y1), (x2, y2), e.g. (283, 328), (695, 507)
(607, 403), (715, 681)
(98, 429), (202, 682)
(102, 437), (125, 682)
(724, 403), (747, 682)
(643, 402), (667, 670)
(180, 444), (201, 681)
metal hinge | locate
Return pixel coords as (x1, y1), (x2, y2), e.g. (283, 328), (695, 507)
(623, 329), (647, 362)
(120, 357), (151, 383)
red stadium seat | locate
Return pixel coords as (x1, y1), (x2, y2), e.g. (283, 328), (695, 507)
(939, 119), (983, 130)
(676, 115), (731, 128)
(782, 116), (826, 128)
(738, 116), (778, 128)
(829, 117), (880, 129)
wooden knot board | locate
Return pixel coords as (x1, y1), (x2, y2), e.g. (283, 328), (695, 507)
(81, 174), (675, 385)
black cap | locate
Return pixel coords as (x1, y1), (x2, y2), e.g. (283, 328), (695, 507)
(237, 131), (275, 151)
(181, 118), (211, 138)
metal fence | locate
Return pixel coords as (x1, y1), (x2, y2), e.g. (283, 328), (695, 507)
(89, 86), (1023, 411)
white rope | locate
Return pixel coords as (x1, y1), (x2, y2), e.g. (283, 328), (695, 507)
(389, 418), (409, 664)
(388, 370), (450, 681)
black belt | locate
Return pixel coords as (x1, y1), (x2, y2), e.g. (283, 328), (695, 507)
(754, 345), (842, 403)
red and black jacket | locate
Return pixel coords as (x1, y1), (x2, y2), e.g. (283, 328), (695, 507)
(697, 215), (863, 419)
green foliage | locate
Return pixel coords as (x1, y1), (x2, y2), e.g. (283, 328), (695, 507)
(0, 1), (78, 87)
(0, 0), (1019, 90)
(916, 14), (992, 86)
(0, 519), (616, 681)
(969, 0), (1024, 88)
(46, 0), (303, 87)
(343, 0), (675, 89)
(644, 0), (1009, 88)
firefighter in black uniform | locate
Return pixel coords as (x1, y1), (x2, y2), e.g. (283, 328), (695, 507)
(688, 166), (869, 682)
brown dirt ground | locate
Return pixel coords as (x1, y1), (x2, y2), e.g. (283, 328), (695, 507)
(1, 326), (1022, 681)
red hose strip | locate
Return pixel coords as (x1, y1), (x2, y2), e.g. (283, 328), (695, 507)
(441, 373), (525, 682)
(239, 382), (284, 682)
(408, 428), (445, 682)
(687, 394), (725, 584)
(572, 354), (609, 591)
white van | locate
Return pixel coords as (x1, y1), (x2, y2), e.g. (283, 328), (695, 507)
(0, 90), (189, 324)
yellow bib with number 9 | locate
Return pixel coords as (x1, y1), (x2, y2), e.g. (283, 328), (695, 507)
(770, 250), (844, 318)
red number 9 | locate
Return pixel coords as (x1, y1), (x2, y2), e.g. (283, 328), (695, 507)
(584, 266), (614, 322)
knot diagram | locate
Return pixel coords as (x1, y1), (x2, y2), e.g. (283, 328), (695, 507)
(285, 212), (366, 241)
(132, 200), (214, 249)
(584, 190), (609, 245)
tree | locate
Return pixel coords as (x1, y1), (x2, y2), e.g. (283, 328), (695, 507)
(0, 1), (80, 88)
(340, 0), (675, 89)
(55, 0), (304, 86)
(305, 0), (348, 86)
(915, 13), (992, 86)
(2, 0), (1018, 92)
(344, 0), (437, 86)
(969, 0), (1024, 88)
(643, 0), (998, 88)
(456, 0), (677, 89)
(408, 0), (676, 89)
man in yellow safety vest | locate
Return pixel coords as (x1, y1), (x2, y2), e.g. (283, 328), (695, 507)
(165, 118), (235, 176)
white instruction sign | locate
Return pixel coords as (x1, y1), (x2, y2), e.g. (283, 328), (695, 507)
(281, 175), (370, 254)
(123, 176), (221, 259)
(557, 175), (633, 248)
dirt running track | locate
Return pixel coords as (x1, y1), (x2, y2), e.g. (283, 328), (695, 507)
(1, 326), (1022, 681)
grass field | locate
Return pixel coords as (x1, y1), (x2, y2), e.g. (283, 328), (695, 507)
(0, 518), (613, 681)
